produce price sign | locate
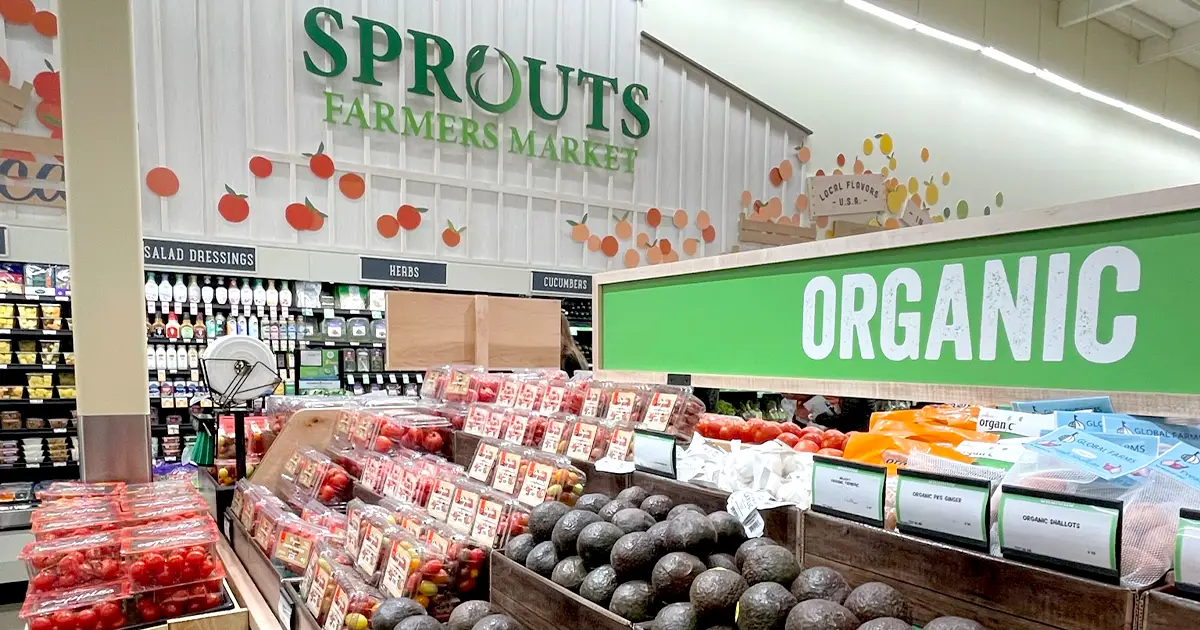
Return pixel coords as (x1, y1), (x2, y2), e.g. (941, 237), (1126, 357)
(997, 485), (1122, 584)
(895, 468), (991, 552)
(810, 456), (886, 527)
(1176, 508), (1200, 597)
(633, 429), (677, 479)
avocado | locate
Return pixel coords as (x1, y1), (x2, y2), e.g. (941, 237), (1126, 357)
(735, 538), (778, 569)
(579, 565), (620, 606)
(397, 618), (444, 630)
(552, 509), (603, 557)
(613, 508), (657, 534)
(617, 486), (651, 506)
(552, 556), (589, 591)
(706, 512), (747, 553)
(923, 617), (984, 630)
(577, 521), (626, 568)
(741, 546), (800, 587)
(577, 493), (613, 513)
(842, 583), (910, 623)
(524, 541), (559, 577)
(783, 599), (859, 630)
(689, 568), (748, 625)
(737, 582), (797, 630)
(665, 513), (718, 556)
(609, 580), (658, 622)
(471, 615), (523, 630)
(706, 553), (738, 572)
(651, 552), (708, 602)
(654, 602), (698, 630)
(641, 494), (676, 521)
(790, 567), (850, 604)
(647, 520), (672, 555)
(529, 501), (572, 542)
(706, 626), (737, 630)
(668, 504), (707, 519)
(446, 600), (492, 630)
(504, 534), (537, 565)
(599, 499), (637, 522)
(371, 598), (427, 630)
(611, 531), (659, 580)
(855, 619), (910, 630)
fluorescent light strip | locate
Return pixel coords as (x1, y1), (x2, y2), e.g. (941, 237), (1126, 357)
(845, 0), (1200, 141)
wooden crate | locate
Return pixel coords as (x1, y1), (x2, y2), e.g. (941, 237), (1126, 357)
(802, 511), (1140, 630)
(491, 552), (632, 630)
(1140, 587), (1200, 629)
(832, 220), (882, 238)
(630, 472), (802, 555)
(738, 216), (816, 246)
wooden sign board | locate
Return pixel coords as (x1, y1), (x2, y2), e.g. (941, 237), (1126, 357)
(832, 220), (882, 238)
(808, 173), (887, 217)
(738, 216), (816, 247)
(0, 82), (32, 127)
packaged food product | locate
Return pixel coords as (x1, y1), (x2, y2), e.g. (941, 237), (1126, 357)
(423, 473), (466, 523)
(514, 451), (585, 508)
(374, 528), (445, 603)
(272, 516), (336, 574)
(432, 402), (467, 430)
(343, 500), (394, 558)
(420, 520), (489, 609)
(512, 378), (548, 411)
(469, 488), (529, 549)
(301, 500), (348, 536)
(1, 412), (21, 430)
(131, 578), (226, 620)
(440, 365), (489, 404)
(0, 265), (18, 293)
(444, 479), (489, 535)
(602, 383), (649, 424)
(323, 568), (384, 630)
(352, 515), (407, 586)
(123, 527), (223, 591)
(579, 380), (610, 417)
(38, 481), (125, 501)
(27, 373), (52, 388)
(462, 403), (502, 439)
(419, 366), (447, 400)
(499, 408), (541, 447)
(279, 447), (353, 510)
(300, 539), (354, 613)
(21, 532), (124, 595)
(16, 352), (35, 365)
(387, 500), (432, 537)
(563, 416), (618, 462)
(466, 438), (502, 485)
(20, 581), (131, 630)
(381, 413), (451, 457)
(238, 491), (286, 536)
(354, 450), (395, 495)
(124, 518), (215, 541)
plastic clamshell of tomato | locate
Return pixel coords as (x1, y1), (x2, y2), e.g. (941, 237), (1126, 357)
(302, 500), (349, 536)
(125, 517), (216, 541)
(602, 384), (651, 424)
(21, 532), (124, 595)
(440, 364), (487, 404)
(564, 416), (622, 463)
(132, 578), (227, 622)
(374, 528), (433, 599)
(499, 409), (544, 447)
(444, 478), (490, 536)
(21, 580), (132, 630)
(300, 540), (355, 617)
(352, 519), (405, 586)
(385, 499), (433, 539)
(119, 492), (207, 515)
(384, 413), (452, 457)
(32, 511), (125, 542)
(343, 500), (396, 558)
(419, 366), (448, 400)
(273, 516), (337, 575)
(418, 519), (487, 604)
(31, 501), (120, 529)
(124, 501), (211, 529)
(123, 480), (194, 500)
(535, 412), (578, 456)
(421, 473), (465, 523)
(514, 451), (586, 508)
(122, 527), (224, 592)
(324, 569), (384, 630)
(37, 481), (126, 501)
(470, 489), (530, 550)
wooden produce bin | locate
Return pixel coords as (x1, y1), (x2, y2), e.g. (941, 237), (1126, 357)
(139, 582), (250, 630)
(491, 552), (632, 630)
(1139, 586), (1200, 629)
(802, 512), (1141, 630)
(454, 431), (632, 497)
(386, 292), (560, 370)
(630, 472), (801, 555)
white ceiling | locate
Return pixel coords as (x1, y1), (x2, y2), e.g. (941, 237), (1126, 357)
(1059, 0), (1200, 68)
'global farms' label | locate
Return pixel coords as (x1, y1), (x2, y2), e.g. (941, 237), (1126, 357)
(1027, 426), (1157, 480)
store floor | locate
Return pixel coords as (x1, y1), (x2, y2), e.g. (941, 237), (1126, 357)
(0, 603), (18, 629)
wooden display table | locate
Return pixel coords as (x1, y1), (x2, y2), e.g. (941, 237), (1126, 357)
(1139, 586), (1200, 629)
(490, 552), (632, 630)
(802, 511), (1141, 630)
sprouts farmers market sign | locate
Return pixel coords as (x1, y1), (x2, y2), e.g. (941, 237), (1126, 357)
(598, 210), (1200, 396)
(303, 8), (649, 173)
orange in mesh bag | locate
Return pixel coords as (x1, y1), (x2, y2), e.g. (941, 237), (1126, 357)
(867, 417), (997, 447)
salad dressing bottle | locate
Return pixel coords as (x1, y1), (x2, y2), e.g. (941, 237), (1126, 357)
(165, 313), (180, 339)
(201, 276), (214, 304)
(172, 275), (187, 303)
(187, 275), (201, 304)
(215, 277), (228, 305)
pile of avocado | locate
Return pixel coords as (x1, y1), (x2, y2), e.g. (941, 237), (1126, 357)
(503, 486), (986, 630)
(369, 598), (525, 630)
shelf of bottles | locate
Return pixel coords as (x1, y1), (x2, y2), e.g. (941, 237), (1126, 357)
(0, 261), (80, 483)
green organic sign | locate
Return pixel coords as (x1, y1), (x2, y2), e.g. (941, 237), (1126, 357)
(302, 7), (647, 173)
(600, 210), (1200, 395)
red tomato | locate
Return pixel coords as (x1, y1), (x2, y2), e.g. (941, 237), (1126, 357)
(793, 440), (820, 453)
(777, 433), (801, 447)
(782, 423), (803, 436)
(821, 430), (847, 450)
(817, 448), (844, 457)
(762, 424), (783, 440)
(718, 425), (735, 441)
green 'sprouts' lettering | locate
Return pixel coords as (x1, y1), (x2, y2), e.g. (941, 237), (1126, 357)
(303, 8), (347, 77)
(465, 45), (522, 115)
(510, 128), (536, 157)
(373, 101), (398, 133)
(526, 57), (573, 121)
(403, 108), (434, 139)
(576, 70), (619, 132)
(437, 112), (457, 143)
(344, 97), (369, 129)
(409, 30), (462, 103)
(323, 91), (346, 123)
(482, 122), (500, 150)
(561, 136), (581, 165)
(621, 83), (651, 139)
(352, 16), (402, 86)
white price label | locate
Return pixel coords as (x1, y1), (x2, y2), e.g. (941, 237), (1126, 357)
(896, 470), (991, 549)
(1176, 511), (1200, 590)
(976, 408), (1056, 437)
(998, 488), (1121, 579)
(810, 457), (886, 526)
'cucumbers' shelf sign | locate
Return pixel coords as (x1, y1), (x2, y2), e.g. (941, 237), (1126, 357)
(599, 210), (1200, 398)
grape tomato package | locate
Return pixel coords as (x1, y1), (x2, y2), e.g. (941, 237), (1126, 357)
(565, 416), (625, 463)
(21, 581), (131, 630)
(515, 451), (586, 507)
(640, 385), (692, 431)
(602, 383), (650, 424)
(469, 489), (529, 548)
(22, 532), (124, 595)
(462, 403), (508, 439)
(323, 567), (384, 630)
(513, 378), (548, 411)
(353, 518), (406, 585)
(272, 517), (337, 574)
(500, 409), (541, 447)
(490, 445), (531, 496)
(344, 499), (393, 557)
(123, 527), (224, 592)
(467, 438), (503, 484)
(280, 447), (353, 510)
(37, 481), (125, 501)
(419, 366), (448, 400)
(131, 579), (226, 621)
(440, 365), (492, 404)
(33, 512), (125, 541)
(424, 474), (466, 523)
(537, 376), (588, 415)
(537, 413), (577, 455)
(352, 450), (394, 495)
(375, 528), (441, 600)
(300, 540), (354, 619)
(433, 402), (468, 430)
(379, 413), (452, 457)
(579, 380), (609, 418)
(445, 479), (489, 535)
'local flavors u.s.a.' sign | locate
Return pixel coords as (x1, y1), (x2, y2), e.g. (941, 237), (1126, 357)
(302, 8), (649, 174)
(598, 210), (1200, 396)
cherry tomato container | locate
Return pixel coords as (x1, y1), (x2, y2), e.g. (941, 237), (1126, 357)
(640, 385), (705, 437)
(499, 409), (542, 447)
(123, 499), (211, 529)
(21, 532), (124, 595)
(419, 520), (488, 617)
(125, 518), (216, 543)
(512, 378), (548, 411)
(327, 405), (364, 454)
(272, 516), (337, 575)
(375, 528), (445, 604)
(578, 380), (610, 417)
(564, 416), (621, 463)
(302, 500), (348, 536)
(123, 480), (195, 500)
(131, 579), (226, 621)
(21, 581), (131, 630)
(537, 376), (588, 415)
(462, 403), (503, 439)
(280, 447), (353, 510)
(444, 478), (489, 536)
(344, 500), (395, 558)
(419, 366), (448, 401)
(31, 501), (120, 530)
(238, 492), (286, 536)
(440, 365), (485, 404)
(386, 413), (452, 457)
(352, 450), (394, 494)
(602, 420), (639, 462)
(300, 540), (354, 620)
(350, 517), (405, 586)
(32, 512), (125, 542)
(423, 473), (466, 523)
(489, 445), (531, 497)
(536, 413), (577, 455)
(469, 489), (529, 549)
(603, 383), (651, 424)
(466, 437), (503, 485)
(229, 480), (266, 526)
(323, 569), (384, 630)
(491, 373), (524, 407)
(123, 527), (224, 592)
(36, 481), (126, 502)
(514, 451), (586, 508)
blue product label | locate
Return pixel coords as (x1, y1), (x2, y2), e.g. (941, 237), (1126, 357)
(1027, 426), (1158, 480)
(1152, 443), (1200, 491)
(1101, 416), (1200, 448)
(1054, 411), (1106, 432)
(1011, 396), (1114, 414)
(1049, 414), (1160, 454)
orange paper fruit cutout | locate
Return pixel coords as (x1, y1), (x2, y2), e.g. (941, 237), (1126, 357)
(567, 214), (590, 243)
(615, 212), (633, 240)
(646, 245), (663, 265)
(217, 185), (249, 223)
(248, 156), (273, 178)
(623, 249), (640, 268)
(696, 210), (711, 230)
(921, 147), (930, 162)
(763, 197), (783, 219)
(31, 11), (55, 37)
(397, 204), (425, 231)
(636, 232), (650, 248)
(701, 225), (716, 244)
(797, 146), (811, 164)
(285, 198), (325, 231)
(659, 239), (672, 255)
(795, 194), (809, 211)
(815, 215), (830, 229)
(664, 250), (680, 263)
(0, 0), (35, 25)
(683, 238), (699, 256)
(146, 167), (179, 197)
(672, 209), (688, 229)
(303, 142), (335, 179)
(442, 220), (465, 248)
(769, 167), (783, 187)
(0, 57), (9, 84)
(376, 215), (400, 238)
(647, 207), (662, 227)
(853, 158), (865, 175)
(338, 173), (365, 199)
(587, 234), (602, 252)
(740, 191), (752, 208)
(779, 160), (793, 181)
(600, 236), (619, 257)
